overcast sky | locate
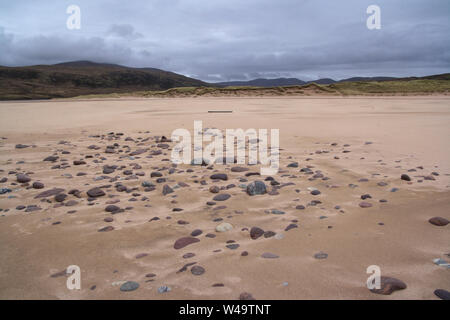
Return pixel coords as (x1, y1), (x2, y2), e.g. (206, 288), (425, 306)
(0, 0), (449, 81)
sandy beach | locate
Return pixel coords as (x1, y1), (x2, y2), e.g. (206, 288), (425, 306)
(0, 96), (449, 299)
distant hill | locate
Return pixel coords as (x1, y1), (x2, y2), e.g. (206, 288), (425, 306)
(215, 75), (450, 87)
(215, 78), (306, 87)
(0, 60), (208, 100)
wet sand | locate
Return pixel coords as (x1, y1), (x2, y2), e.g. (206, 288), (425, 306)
(0, 96), (449, 299)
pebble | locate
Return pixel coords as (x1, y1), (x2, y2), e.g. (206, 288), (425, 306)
(428, 217), (449, 226)
(216, 222), (233, 232)
(246, 181), (267, 196)
(87, 187), (105, 198)
(120, 281), (139, 292)
(261, 252), (279, 259)
(314, 252), (328, 259)
(210, 173), (228, 181)
(190, 229), (203, 237)
(359, 202), (372, 208)
(32, 182), (44, 189)
(162, 184), (174, 195)
(369, 276), (407, 295)
(213, 193), (231, 201)
(285, 223), (298, 231)
(174, 237), (200, 249)
(250, 227), (264, 240)
(239, 292), (255, 300)
(401, 174), (411, 181)
(16, 174), (31, 183)
(158, 286), (171, 293)
(191, 265), (205, 275)
(434, 289), (450, 300)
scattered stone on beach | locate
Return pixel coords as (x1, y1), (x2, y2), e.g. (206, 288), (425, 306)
(191, 229), (202, 237)
(174, 237), (200, 249)
(434, 289), (450, 300)
(32, 181), (44, 189)
(210, 173), (228, 181)
(162, 184), (174, 195)
(401, 174), (411, 181)
(98, 226), (114, 232)
(246, 181), (267, 196)
(428, 217), (449, 226)
(54, 193), (67, 202)
(216, 222), (233, 232)
(158, 286), (171, 294)
(105, 205), (121, 213)
(369, 276), (407, 295)
(213, 193), (231, 201)
(239, 292), (255, 300)
(87, 187), (105, 198)
(209, 186), (220, 193)
(250, 227), (264, 240)
(314, 252), (328, 259)
(231, 166), (249, 172)
(34, 189), (65, 199)
(120, 281), (139, 292)
(359, 202), (373, 208)
(285, 223), (298, 231)
(261, 252), (279, 259)
(16, 174), (31, 183)
(191, 265), (205, 275)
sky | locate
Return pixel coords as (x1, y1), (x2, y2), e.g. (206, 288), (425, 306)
(0, 0), (449, 82)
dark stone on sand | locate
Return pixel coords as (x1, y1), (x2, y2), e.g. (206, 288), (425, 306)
(285, 223), (298, 231)
(213, 193), (231, 201)
(296, 205), (305, 210)
(361, 194), (372, 200)
(369, 276), (407, 295)
(73, 160), (86, 165)
(250, 227), (264, 240)
(210, 173), (228, 181)
(434, 289), (450, 300)
(314, 252), (328, 259)
(105, 205), (121, 213)
(359, 202), (373, 208)
(32, 182), (44, 189)
(428, 217), (449, 226)
(205, 233), (216, 238)
(34, 188), (65, 198)
(135, 253), (148, 259)
(151, 171), (163, 178)
(15, 144), (29, 149)
(239, 292), (255, 300)
(191, 229), (202, 237)
(183, 253), (195, 259)
(246, 181), (267, 196)
(226, 244), (240, 250)
(209, 186), (220, 193)
(264, 231), (276, 238)
(287, 162), (298, 168)
(231, 166), (249, 172)
(104, 217), (113, 222)
(401, 174), (411, 181)
(98, 226), (114, 232)
(191, 265), (205, 275)
(162, 184), (174, 195)
(120, 281), (139, 292)
(16, 173), (31, 183)
(310, 189), (321, 196)
(54, 193), (67, 202)
(174, 237), (200, 249)
(87, 187), (105, 198)
(44, 156), (59, 162)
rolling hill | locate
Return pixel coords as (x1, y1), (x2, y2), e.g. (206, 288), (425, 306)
(0, 61), (209, 100)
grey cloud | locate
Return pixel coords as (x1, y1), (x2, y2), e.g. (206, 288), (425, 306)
(0, 0), (449, 81)
(107, 24), (143, 40)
